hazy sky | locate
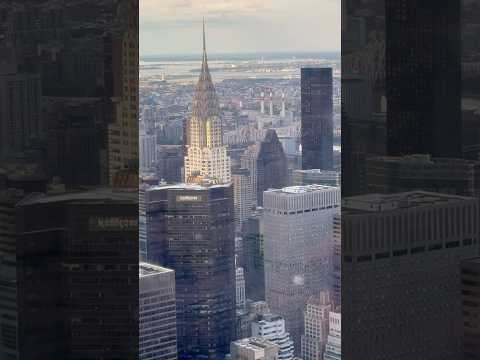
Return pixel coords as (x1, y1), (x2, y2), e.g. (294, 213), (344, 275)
(140, 0), (341, 56)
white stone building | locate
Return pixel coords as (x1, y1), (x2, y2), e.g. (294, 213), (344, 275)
(301, 291), (332, 360)
(262, 185), (340, 350)
(139, 263), (177, 360)
(251, 314), (295, 360)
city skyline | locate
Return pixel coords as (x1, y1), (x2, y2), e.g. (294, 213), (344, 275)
(140, 0), (341, 55)
(3, 0), (478, 359)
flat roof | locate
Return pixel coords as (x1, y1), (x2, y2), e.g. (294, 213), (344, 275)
(369, 154), (480, 165)
(343, 191), (476, 215)
(232, 337), (278, 350)
(293, 169), (340, 175)
(139, 262), (174, 277)
(17, 187), (137, 206)
(149, 182), (230, 191)
(265, 184), (339, 195)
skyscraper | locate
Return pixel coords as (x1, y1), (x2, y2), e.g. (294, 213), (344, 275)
(241, 211), (265, 302)
(461, 258), (480, 359)
(146, 183), (235, 360)
(0, 189), (24, 360)
(385, 0), (461, 157)
(140, 132), (157, 171)
(139, 263), (177, 360)
(256, 130), (289, 206)
(342, 191), (478, 360)
(107, 0), (139, 184)
(263, 185), (340, 350)
(323, 309), (341, 360)
(251, 314), (295, 360)
(232, 168), (254, 230)
(240, 130), (289, 207)
(157, 145), (184, 183)
(184, 21), (231, 184)
(15, 188), (139, 360)
(301, 68), (334, 170)
(0, 70), (42, 159)
(236, 266), (247, 311)
(241, 144), (260, 205)
(301, 292), (332, 360)
(331, 215), (341, 307)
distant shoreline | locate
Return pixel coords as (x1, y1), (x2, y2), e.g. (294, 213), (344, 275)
(140, 51), (340, 62)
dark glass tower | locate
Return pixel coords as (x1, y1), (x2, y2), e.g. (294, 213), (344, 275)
(241, 211), (265, 302)
(385, 0), (461, 157)
(301, 68), (334, 170)
(146, 183), (235, 360)
(256, 129), (288, 206)
(15, 189), (139, 360)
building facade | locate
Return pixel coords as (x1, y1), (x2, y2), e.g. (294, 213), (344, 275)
(236, 266), (247, 311)
(241, 130), (288, 207)
(0, 71), (42, 159)
(256, 130), (289, 206)
(157, 145), (184, 184)
(301, 68), (334, 170)
(139, 263), (177, 360)
(232, 168), (254, 230)
(461, 258), (480, 359)
(263, 185), (340, 350)
(140, 133), (157, 171)
(15, 189), (139, 360)
(301, 292), (332, 360)
(385, 0), (461, 158)
(323, 309), (341, 360)
(241, 212), (265, 302)
(146, 183), (235, 360)
(292, 170), (340, 187)
(366, 155), (480, 199)
(107, 0), (139, 184)
(342, 191), (479, 360)
(230, 338), (279, 360)
(251, 314), (295, 360)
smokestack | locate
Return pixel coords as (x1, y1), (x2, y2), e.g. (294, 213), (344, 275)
(269, 91), (273, 116)
(260, 91), (265, 114)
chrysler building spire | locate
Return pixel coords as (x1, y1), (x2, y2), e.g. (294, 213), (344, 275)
(184, 20), (231, 184)
(192, 19), (219, 122)
(203, 17), (207, 59)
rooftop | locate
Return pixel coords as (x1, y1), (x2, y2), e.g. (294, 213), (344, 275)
(232, 337), (278, 350)
(343, 191), (476, 214)
(139, 262), (174, 278)
(258, 313), (284, 323)
(149, 182), (230, 192)
(369, 154), (480, 166)
(265, 184), (339, 195)
(17, 187), (137, 206)
(294, 169), (340, 175)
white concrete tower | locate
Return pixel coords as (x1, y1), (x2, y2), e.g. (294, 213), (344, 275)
(262, 185), (341, 351)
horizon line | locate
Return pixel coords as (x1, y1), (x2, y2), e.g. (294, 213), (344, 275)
(140, 49), (341, 58)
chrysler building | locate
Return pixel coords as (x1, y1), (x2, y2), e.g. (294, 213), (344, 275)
(184, 21), (231, 184)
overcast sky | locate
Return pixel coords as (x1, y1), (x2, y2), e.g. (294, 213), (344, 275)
(139, 0), (341, 56)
